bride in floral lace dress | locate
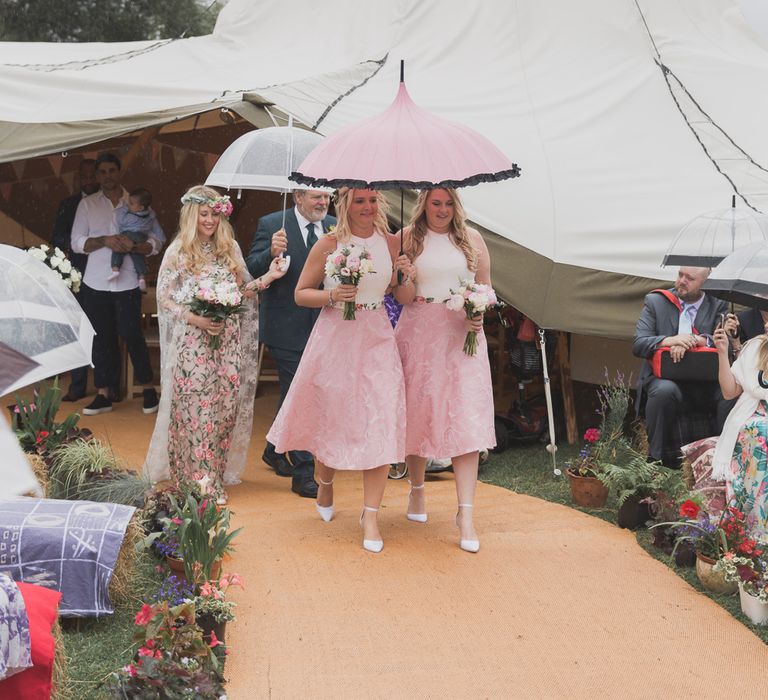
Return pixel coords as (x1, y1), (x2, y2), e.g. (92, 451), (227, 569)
(144, 185), (286, 503)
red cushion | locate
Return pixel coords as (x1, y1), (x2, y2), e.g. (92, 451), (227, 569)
(0, 582), (61, 699)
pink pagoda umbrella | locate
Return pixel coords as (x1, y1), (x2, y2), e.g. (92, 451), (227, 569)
(292, 62), (519, 191)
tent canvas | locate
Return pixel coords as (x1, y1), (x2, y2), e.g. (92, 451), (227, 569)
(2, 0), (768, 338)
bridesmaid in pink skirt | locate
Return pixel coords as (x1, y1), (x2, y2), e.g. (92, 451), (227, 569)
(266, 188), (405, 553)
(393, 188), (496, 552)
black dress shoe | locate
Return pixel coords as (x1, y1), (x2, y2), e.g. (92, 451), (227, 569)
(61, 392), (85, 402)
(262, 450), (294, 477)
(292, 475), (318, 498)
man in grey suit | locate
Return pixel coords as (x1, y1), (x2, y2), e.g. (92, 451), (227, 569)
(633, 266), (733, 466)
(246, 190), (336, 498)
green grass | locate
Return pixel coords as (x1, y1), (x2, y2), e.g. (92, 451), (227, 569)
(60, 552), (164, 699)
(480, 443), (768, 645)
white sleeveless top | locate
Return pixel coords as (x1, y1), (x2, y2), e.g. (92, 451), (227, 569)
(323, 232), (392, 305)
(414, 229), (473, 301)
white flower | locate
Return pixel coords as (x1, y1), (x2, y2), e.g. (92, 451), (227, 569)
(446, 293), (465, 312)
(52, 247), (65, 259)
(467, 292), (488, 313)
(360, 259), (375, 274)
(49, 256), (61, 269)
(70, 269), (82, 282)
(27, 247), (47, 261)
(39, 244), (49, 252)
(58, 259), (72, 274)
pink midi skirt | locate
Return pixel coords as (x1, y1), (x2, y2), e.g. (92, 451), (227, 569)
(267, 306), (406, 470)
(395, 303), (496, 458)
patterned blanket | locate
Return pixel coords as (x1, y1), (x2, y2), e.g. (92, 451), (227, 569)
(0, 497), (135, 617)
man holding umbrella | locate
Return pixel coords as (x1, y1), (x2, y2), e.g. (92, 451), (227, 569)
(633, 266), (734, 466)
(246, 190), (336, 498)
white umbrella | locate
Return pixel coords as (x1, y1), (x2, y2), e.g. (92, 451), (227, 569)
(0, 244), (95, 397)
(702, 240), (768, 311)
(662, 196), (768, 267)
(0, 414), (41, 496)
(205, 123), (325, 193)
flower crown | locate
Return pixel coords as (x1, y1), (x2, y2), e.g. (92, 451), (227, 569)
(180, 192), (233, 218)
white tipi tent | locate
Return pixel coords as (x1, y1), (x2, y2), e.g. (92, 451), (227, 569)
(2, 0), (768, 339)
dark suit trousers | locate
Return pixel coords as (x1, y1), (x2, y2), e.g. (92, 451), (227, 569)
(645, 377), (735, 463)
(82, 285), (153, 390)
(265, 344), (314, 476)
(67, 288), (89, 397)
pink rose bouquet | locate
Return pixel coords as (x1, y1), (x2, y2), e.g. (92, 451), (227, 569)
(188, 277), (243, 349)
(323, 244), (376, 320)
(446, 279), (498, 356)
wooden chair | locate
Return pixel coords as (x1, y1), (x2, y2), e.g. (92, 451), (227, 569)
(255, 343), (279, 395)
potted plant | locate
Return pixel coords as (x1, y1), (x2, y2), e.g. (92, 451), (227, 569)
(650, 501), (755, 594)
(145, 487), (242, 588)
(193, 573), (244, 646)
(566, 428), (610, 507)
(714, 551), (768, 625)
(600, 455), (686, 530)
(110, 600), (225, 698)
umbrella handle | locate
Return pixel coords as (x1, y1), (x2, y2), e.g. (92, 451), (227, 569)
(539, 329), (561, 476)
(397, 188), (404, 284)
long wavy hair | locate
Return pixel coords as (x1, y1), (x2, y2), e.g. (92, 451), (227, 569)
(406, 188), (477, 271)
(332, 187), (390, 244)
(176, 185), (240, 274)
(758, 336), (768, 375)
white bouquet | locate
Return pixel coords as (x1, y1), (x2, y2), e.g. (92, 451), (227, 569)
(27, 244), (82, 293)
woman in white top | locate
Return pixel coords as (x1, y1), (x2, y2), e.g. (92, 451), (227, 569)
(393, 188), (496, 552)
(267, 188), (405, 553)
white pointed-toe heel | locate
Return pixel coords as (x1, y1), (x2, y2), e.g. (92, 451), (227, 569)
(315, 477), (335, 522)
(359, 506), (384, 553)
(406, 481), (428, 523)
(456, 503), (480, 553)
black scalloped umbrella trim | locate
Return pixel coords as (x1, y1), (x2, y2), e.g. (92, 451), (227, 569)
(289, 165), (521, 190)
(662, 253), (726, 267)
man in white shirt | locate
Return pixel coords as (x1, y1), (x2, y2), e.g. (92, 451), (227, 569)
(70, 152), (164, 415)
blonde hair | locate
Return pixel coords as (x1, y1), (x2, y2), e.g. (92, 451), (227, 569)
(759, 336), (768, 374)
(406, 188), (477, 271)
(332, 187), (390, 244)
(176, 185), (240, 274)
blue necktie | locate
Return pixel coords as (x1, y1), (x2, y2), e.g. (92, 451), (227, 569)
(679, 304), (696, 334)
(306, 223), (318, 249)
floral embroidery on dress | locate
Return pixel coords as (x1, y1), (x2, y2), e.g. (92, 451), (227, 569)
(729, 400), (768, 538)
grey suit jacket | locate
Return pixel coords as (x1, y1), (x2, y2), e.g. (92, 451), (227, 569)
(245, 207), (336, 352)
(632, 289), (728, 408)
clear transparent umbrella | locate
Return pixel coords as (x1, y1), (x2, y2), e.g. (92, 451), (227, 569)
(0, 244), (95, 397)
(663, 196), (768, 267)
(702, 240), (768, 311)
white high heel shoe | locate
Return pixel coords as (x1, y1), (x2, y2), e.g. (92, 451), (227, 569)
(315, 477), (334, 522)
(360, 506), (384, 553)
(456, 503), (480, 553)
(406, 481), (427, 523)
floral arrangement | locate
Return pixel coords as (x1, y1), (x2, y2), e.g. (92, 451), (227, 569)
(192, 573), (244, 623)
(26, 244), (82, 293)
(446, 279), (498, 356)
(188, 277), (244, 349)
(568, 428), (602, 477)
(180, 192), (233, 219)
(323, 244), (375, 320)
(145, 486), (242, 587)
(12, 380), (81, 454)
(714, 552), (768, 601)
(110, 601), (225, 698)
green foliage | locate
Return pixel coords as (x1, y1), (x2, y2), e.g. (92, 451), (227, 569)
(0, 0), (219, 43)
(12, 379), (80, 454)
(48, 438), (150, 505)
(600, 455), (685, 507)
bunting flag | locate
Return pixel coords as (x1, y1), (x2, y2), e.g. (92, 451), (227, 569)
(151, 141), (161, 161)
(48, 155), (63, 178)
(0, 182), (12, 201)
(10, 160), (24, 181)
(60, 172), (75, 191)
(205, 153), (218, 173)
(173, 146), (188, 170)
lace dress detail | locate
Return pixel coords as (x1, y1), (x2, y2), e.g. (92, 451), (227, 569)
(143, 239), (259, 494)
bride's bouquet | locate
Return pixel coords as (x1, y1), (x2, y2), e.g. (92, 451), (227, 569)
(324, 244), (375, 320)
(188, 278), (243, 350)
(27, 244), (82, 293)
(446, 279), (498, 356)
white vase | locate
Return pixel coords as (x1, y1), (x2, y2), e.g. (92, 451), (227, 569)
(739, 584), (768, 625)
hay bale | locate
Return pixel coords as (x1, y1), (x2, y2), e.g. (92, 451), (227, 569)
(109, 512), (144, 605)
(51, 617), (71, 700)
(26, 453), (49, 496)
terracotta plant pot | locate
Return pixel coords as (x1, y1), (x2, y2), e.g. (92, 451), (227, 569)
(617, 494), (652, 530)
(695, 552), (738, 595)
(739, 584), (768, 625)
(166, 556), (222, 586)
(566, 469), (608, 508)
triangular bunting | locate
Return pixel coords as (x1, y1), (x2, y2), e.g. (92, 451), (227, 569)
(205, 153), (218, 173)
(11, 160), (24, 181)
(0, 182), (12, 200)
(48, 155), (63, 178)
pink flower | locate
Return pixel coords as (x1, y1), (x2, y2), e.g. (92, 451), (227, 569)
(196, 356), (206, 366)
(200, 399), (210, 409)
(194, 446), (206, 460)
(171, 517), (182, 525)
(134, 604), (156, 626)
(206, 450), (215, 461)
(205, 422), (214, 434)
(583, 428), (601, 444)
(123, 664), (137, 677)
(190, 418), (199, 430)
(209, 630), (221, 648)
